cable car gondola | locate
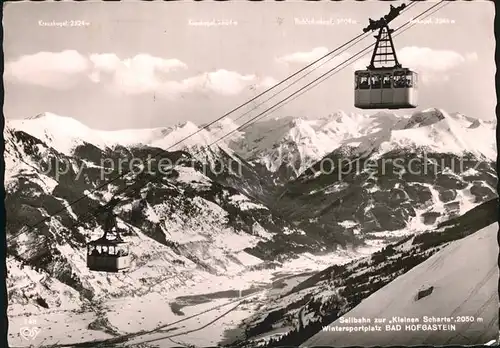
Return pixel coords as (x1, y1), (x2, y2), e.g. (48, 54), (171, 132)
(86, 198), (131, 272)
(87, 233), (131, 272)
(355, 3), (418, 110)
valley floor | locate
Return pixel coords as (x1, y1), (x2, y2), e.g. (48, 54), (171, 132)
(8, 246), (379, 348)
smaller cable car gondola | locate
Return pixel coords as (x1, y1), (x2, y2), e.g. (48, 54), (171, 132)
(355, 3), (418, 110)
(87, 198), (131, 273)
(87, 232), (131, 272)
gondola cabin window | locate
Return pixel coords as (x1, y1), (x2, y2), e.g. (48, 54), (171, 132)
(393, 71), (406, 88)
(116, 245), (130, 256)
(371, 74), (382, 89)
(355, 73), (370, 90)
(382, 74), (392, 88)
(87, 244), (129, 256)
(406, 73), (413, 88)
(392, 70), (416, 88)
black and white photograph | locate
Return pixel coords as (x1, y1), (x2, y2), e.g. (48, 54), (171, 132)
(2, 1), (498, 347)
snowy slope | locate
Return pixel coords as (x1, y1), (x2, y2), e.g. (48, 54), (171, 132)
(5, 125), (318, 342)
(334, 108), (495, 161)
(231, 198), (498, 347)
(302, 222), (498, 347)
(274, 108), (496, 243)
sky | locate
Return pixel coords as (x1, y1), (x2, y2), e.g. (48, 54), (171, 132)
(3, 0), (496, 130)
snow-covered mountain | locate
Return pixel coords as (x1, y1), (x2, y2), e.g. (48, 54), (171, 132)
(6, 112), (280, 206)
(230, 198), (498, 347)
(8, 112), (242, 165)
(228, 111), (372, 182)
(228, 108), (495, 184)
(6, 108), (496, 249)
(273, 108), (496, 245)
(377, 109), (496, 160)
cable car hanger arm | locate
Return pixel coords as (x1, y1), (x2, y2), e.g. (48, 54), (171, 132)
(363, 3), (407, 70)
(363, 3), (407, 33)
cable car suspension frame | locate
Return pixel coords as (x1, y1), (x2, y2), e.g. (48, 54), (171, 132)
(355, 3), (419, 110)
(363, 4), (407, 70)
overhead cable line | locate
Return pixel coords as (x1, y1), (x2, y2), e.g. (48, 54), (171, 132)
(8, 2), (439, 248)
(17, 28), (374, 233)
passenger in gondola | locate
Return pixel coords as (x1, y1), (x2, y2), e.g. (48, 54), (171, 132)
(360, 77), (370, 89)
(101, 246), (109, 255)
(405, 76), (412, 87)
(371, 76), (381, 89)
(382, 77), (391, 88)
(91, 248), (100, 256)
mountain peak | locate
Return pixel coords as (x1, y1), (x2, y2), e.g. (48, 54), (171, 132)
(404, 108), (445, 129)
(21, 112), (90, 129)
(176, 120), (195, 127)
(26, 111), (60, 120)
(204, 118), (243, 142)
(322, 110), (350, 121)
(25, 111), (73, 121)
(26, 113), (46, 120)
(155, 121), (203, 141)
(288, 117), (308, 127)
(9, 112), (102, 155)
